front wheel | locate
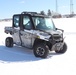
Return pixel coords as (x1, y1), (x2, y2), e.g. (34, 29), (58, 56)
(55, 42), (67, 53)
(33, 43), (49, 58)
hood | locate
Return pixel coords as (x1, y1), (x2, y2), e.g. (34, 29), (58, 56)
(47, 30), (62, 35)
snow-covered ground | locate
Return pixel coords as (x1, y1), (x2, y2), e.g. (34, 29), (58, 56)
(0, 18), (76, 75)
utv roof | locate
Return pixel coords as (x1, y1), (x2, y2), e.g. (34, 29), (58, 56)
(21, 11), (38, 15)
(21, 11), (49, 17)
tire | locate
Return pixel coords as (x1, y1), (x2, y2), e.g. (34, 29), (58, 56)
(55, 42), (67, 53)
(5, 37), (13, 47)
(33, 43), (49, 58)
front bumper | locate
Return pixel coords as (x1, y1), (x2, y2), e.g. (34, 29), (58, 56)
(49, 34), (64, 51)
(51, 42), (64, 51)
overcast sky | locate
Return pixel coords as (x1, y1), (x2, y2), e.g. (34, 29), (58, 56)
(0, 0), (76, 19)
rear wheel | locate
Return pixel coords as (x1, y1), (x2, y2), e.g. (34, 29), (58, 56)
(33, 43), (49, 58)
(55, 43), (67, 53)
(5, 37), (13, 47)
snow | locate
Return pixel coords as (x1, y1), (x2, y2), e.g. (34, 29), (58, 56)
(0, 18), (76, 75)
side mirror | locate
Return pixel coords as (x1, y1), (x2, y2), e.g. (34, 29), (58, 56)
(56, 28), (64, 32)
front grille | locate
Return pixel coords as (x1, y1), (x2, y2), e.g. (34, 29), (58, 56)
(53, 34), (61, 40)
(49, 34), (63, 45)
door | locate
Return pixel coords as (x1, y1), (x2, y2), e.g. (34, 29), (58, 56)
(20, 15), (33, 48)
(12, 15), (21, 45)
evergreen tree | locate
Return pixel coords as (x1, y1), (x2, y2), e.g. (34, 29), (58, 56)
(40, 11), (45, 15)
(47, 9), (51, 16)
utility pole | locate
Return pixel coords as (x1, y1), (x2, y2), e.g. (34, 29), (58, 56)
(70, 0), (74, 14)
(56, 0), (58, 13)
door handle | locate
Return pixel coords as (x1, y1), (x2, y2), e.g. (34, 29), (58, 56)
(20, 32), (23, 35)
(20, 32), (27, 36)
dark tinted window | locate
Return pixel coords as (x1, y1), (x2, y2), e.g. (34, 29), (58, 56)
(23, 16), (32, 30)
(13, 16), (20, 27)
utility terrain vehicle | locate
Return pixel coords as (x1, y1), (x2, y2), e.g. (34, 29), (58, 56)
(5, 12), (67, 58)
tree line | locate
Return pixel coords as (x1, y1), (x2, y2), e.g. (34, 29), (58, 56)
(40, 9), (62, 18)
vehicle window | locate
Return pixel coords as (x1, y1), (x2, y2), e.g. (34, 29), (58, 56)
(13, 16), (20, 27)
(32, 17), (56, 31)
(32, 17), (40, 26)
(23, 16), (32, 30)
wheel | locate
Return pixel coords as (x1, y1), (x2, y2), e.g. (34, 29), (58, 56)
(5, 37), (13, 47)
(55, 42), (67, 53)
(33, 43), (49, 58)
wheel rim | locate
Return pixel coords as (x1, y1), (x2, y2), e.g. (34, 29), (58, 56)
(36, 47), (45, 56)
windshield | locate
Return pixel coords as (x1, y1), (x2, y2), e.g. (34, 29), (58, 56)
(32, 16), (56, 31)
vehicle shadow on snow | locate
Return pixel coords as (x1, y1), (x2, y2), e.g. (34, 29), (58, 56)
(0, 45), (61, 63)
